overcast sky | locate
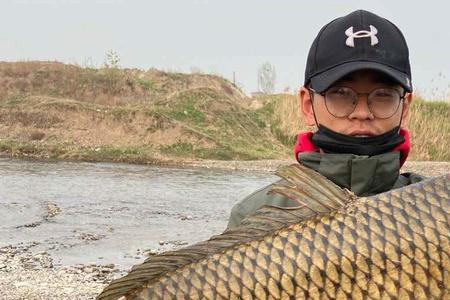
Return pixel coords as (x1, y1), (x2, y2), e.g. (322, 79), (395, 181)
(1, 0), (449, 98)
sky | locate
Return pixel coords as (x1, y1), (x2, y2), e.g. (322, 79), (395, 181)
(1, 0), (450, 98)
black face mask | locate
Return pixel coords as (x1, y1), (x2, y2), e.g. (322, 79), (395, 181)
(311, 125), (404, 156)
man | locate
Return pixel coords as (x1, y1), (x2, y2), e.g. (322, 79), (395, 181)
(227, 9), (424, 229)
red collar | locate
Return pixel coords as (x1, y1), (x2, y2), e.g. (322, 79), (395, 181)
(294, 128), (410, 167)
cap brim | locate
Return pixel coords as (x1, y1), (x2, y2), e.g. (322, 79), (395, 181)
(310, 61), (412, 93)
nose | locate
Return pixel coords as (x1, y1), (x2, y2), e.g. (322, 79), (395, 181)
(347, 95), (374, 120)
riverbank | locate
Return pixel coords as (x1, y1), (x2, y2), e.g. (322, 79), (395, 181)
(1, 61), (449, 164)
(1, 61), (449, 299)
(177, 159), (450, 176)
(0, 243), (119, 300)
(0, 159), (277, 300)
(0, 159), (448, 300)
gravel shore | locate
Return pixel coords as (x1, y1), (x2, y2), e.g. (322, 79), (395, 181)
(1, 160), (448, 300)
(0, 243), (123, 300)
(180, 159), (450, 177)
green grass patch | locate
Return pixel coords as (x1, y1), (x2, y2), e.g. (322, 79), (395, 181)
(160, 142), (194, 156)
(3, 92), (28, 105)
(0, 139), (159, 163)
(135, 78), (155, 91)
(160, 141), (280, 160)
(167, 100), (205, 124)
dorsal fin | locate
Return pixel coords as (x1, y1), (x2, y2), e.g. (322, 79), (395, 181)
(97, 164), (353, 300)
(268, 163), (353, 211)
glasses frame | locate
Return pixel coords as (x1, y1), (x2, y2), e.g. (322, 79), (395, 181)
(309, 86), (406, 119)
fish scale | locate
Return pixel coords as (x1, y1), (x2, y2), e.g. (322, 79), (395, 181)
(97, 165), (450, 300)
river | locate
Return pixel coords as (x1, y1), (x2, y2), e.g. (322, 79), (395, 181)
(0, 158), (277, 270)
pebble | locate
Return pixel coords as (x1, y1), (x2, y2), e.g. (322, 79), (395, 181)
(144, 249), (158, 256)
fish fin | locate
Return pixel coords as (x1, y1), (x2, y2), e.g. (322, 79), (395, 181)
(268, 163), (355, 212)
(97, 164), (353, 300)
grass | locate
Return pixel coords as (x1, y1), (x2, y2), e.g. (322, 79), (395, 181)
(160, 141), (279, 160)
(134, 78), (155, 91)
(408, 99), (450, 161)
(0, 139), (161, 164)
(0, 61), (448, 163)
(167, 100), (206, 123)
(248, 95), (304, 147)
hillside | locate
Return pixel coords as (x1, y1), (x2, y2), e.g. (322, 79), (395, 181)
(0, 61), (291, 163)
(0, 61), (448, 163)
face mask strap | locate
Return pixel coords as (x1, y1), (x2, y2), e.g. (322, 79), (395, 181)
(307, 88), (320, 129)
(397, 97), (406, 131)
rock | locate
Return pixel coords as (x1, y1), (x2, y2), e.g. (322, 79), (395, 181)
(103, 264), (115, 269)
(100, 268), (112, 273)
(144, 249), (157, 256)
(44, 202), (61, 219)
(79, 233), (105, 241)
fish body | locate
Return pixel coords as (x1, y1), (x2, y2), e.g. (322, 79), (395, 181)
(98, 165), (450, 300)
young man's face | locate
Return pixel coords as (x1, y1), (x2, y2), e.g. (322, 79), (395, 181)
(299, 70), (413, 136)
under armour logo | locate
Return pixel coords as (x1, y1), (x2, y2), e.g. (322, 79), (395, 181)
(345, 25), (378, 47)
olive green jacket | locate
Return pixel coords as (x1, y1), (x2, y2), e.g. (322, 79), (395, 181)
(227, 152), (425, 229)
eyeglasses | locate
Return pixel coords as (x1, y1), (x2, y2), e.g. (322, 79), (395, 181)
(309, 86), (406, 119)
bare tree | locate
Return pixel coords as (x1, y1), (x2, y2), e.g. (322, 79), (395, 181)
(102, 49), (121, 95)
(257, 62), (276, 94)
(103, 49), (120, 69)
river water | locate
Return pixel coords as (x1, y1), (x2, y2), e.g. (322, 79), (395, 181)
(0, 158), (277, 270)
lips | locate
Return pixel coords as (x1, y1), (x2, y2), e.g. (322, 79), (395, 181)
(347, 130), (377, 137)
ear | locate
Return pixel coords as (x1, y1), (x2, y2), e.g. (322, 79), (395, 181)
(400, 92), (413, 128)
(299, 86), (316, 127)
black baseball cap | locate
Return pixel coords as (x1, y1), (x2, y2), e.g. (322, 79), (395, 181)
(304, 10), (412, 93)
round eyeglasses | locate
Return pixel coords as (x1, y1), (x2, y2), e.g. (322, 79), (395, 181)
(310, 86), (406, 119)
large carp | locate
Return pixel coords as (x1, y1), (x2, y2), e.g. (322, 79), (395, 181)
(98, 164), (450, 299)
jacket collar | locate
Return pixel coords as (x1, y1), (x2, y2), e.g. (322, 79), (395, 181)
(297, 151), (401, 196)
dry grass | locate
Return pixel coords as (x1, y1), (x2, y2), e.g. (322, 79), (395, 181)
(0, 61), (243, 107)
(29, 130), (46, 141)
(408, 100), (450, 160)
(272, 94), (308, 136)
